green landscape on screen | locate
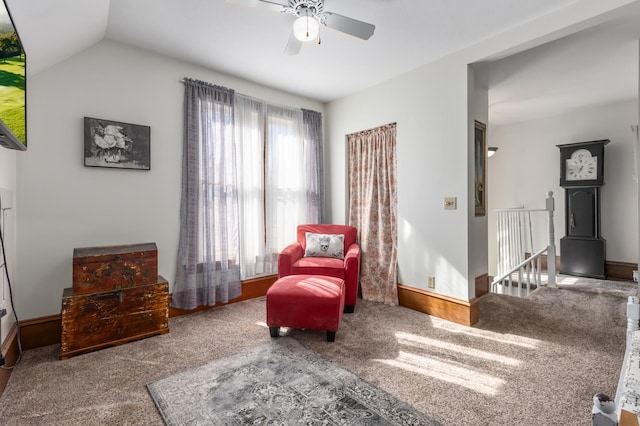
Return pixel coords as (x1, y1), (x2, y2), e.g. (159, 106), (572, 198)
(0, 1), (25, 145)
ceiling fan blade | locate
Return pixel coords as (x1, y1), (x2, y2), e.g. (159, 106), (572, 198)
(322, 12), (375, 40)
(225, 0), (287, 13)
(284, 30), (302, 55)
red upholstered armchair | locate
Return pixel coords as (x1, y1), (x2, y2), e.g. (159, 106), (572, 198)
(278, 224), (360, 313)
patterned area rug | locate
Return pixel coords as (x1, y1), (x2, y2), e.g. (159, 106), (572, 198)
(147, 338), (441, 425)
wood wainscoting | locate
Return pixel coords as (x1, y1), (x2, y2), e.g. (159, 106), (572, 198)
(168, 275), (277, 318)
(475, 273), (490, 298)
(606, 261), (638, 282)
(397, 283), (479, 327)
(526, 253), (637, 282)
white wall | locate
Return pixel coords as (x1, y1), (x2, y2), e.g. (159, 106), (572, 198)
(17, 40), (323, 320)
(469, 66), (489, 284)
(325, 55), (471, 300)
(487, 99), (639, 276)
(0, 149), (16, 345)
(325, 0), (640, 301)
(10, 0), (640, 326)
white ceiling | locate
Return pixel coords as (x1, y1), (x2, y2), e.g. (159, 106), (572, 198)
(6, 0), (640, 125)
(488, 7), (640, 125)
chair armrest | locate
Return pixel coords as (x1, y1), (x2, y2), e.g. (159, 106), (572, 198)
(345, 242), (360, 258)
(343, 243), (361, 308)
(278, 242), (304, 278)
(344, 243), (361, 278)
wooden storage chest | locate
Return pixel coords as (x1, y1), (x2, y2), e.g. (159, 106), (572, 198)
(60, 276), (169, 360)
(72, 242), (158, 295)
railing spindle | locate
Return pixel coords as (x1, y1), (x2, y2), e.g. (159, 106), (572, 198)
(491, 192), (556, 293)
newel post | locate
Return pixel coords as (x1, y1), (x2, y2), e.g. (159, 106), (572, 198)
(546, 191), (557, 288)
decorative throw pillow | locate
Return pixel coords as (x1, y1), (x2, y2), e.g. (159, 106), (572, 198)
(304, 232), (345, 259)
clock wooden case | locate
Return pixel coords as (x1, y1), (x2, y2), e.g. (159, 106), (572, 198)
(556, 139), (609, 279)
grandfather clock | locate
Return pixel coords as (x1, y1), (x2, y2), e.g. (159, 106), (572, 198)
(557, 139), (609, 278)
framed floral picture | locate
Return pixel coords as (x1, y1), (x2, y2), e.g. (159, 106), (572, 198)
(474, 120), (486, 217)
(84, 117), (150, 170)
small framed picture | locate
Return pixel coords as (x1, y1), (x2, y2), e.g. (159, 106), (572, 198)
(84, 117), (150, 170)
(474, 120), (486, 217)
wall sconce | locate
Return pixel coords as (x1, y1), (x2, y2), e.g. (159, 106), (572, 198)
(488, 146), (498, 158)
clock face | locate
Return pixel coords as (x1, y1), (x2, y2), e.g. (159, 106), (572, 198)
(566, 148), (597, 181)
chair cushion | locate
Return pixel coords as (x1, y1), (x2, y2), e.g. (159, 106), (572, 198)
(291, 257), (346, 279)
(304, 232), (344, 259)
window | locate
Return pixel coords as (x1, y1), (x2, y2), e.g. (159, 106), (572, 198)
(196, 98), (237, 267)
(235, 95), (323, 279)
(175, 80), (323, 309)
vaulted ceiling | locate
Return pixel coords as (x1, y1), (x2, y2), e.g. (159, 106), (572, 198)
(6, 0), (640, 125)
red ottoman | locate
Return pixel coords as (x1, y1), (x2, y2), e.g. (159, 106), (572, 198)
(266, 275), (345, 342)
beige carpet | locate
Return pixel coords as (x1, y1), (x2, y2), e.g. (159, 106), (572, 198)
(0, 276), (635, 425)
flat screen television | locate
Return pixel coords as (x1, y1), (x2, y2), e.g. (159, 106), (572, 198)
(0, 0), (25, 151)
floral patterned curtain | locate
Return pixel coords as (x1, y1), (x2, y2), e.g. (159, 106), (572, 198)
(348, 123), (398, 306)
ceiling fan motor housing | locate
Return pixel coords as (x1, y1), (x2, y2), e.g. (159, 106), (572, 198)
(228, 0), (375, 52)
(288, 0), (324, 17)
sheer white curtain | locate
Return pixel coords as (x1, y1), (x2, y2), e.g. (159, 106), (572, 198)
(265, 105), (307, 261)
(173, 79), (241, 310)
(175, 80), (325, 304)
(235, 100), (318, 278)
(235, 95), (268, 279)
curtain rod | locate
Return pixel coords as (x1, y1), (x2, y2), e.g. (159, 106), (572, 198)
(180, 77), (322, 116)
(347, 122), (397, 137)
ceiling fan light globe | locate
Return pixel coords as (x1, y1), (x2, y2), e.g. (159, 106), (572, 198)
(293, 16), (319, 42)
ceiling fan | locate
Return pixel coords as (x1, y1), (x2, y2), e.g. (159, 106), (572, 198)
(226, 0), (375, 55)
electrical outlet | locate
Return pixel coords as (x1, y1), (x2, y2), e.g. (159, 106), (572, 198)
(427, 276), (435, 289)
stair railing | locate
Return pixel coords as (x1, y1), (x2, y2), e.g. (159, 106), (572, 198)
(491, 191), (556, 294)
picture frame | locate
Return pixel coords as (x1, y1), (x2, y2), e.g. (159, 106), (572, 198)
(84, 117), (150, 170)
(474, 120), (486, 217)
